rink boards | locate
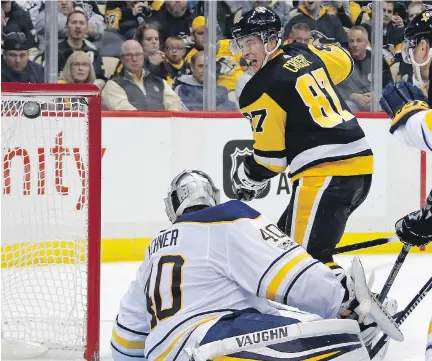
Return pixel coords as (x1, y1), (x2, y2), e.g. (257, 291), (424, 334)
(2, 111), (431, 265)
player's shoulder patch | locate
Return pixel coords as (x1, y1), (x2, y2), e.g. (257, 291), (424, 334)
(175, 200), (261, 224)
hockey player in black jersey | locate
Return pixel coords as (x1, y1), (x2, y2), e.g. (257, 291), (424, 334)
(230, 7), (373, 269)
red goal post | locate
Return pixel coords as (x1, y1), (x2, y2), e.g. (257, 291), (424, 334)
(1, 83), (102, 361)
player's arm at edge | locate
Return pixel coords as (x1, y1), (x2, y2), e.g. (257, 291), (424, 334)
(308, 44), (354, 85)
(380, 82), (432, 152)
(111, 264), (150, 361)
(393, 110), (432, 152)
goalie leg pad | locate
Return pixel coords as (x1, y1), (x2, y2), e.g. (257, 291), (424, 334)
(186, 311), (370, 361)
(426, 317), (432, 361)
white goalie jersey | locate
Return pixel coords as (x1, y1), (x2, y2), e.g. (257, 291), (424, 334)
(111, 200), (345, 361)
(394, 110), (432, 152)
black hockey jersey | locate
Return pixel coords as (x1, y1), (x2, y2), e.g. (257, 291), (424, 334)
(239, 42), (374, 181)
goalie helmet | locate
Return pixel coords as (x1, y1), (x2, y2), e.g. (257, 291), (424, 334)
(230, 6), (281, 56)
(164, 170), (221, 223)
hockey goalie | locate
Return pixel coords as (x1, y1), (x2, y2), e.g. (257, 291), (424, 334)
(110, 170), (403, 361)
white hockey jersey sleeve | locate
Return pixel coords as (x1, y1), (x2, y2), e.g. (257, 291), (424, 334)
(393, 110), (432, 152)
(111, 262), (150, 361)
(208, 201), (345, 319)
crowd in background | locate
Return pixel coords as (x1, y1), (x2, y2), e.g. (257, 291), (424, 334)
(1, 0), (431, 112)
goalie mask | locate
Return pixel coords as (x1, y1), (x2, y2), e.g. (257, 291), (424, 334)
(402, 10), (432, 88)
(230, 7), (281, 68)
(164, 170), (221, 223)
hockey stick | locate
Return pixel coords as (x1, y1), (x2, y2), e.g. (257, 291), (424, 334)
(378, 189), (432, 303)
(378, 244), (411, 303)
(369, 276), (432, 359)
(316, 236), (398, 258)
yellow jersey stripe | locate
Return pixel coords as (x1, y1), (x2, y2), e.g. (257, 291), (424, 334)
(111, 329), (145, 350)
(291, 155), (374, 182)
(154, 316), (218, 361)
(425, 111), (432, 132)
(428, 318), (432, 334)
(293, 176), (328, 246)
(266, 252), (311, 300)
(308, 44), (353, 85)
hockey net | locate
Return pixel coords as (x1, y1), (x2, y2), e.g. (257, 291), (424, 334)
(1, 83), (102, 361)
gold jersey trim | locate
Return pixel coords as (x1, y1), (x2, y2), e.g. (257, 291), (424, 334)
(291, 155), (374, 182)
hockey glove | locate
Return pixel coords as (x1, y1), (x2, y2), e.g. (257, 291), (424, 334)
(342, 257), (403, 343)
(395, 210), (432, 247)
(232, 162), (269, 202)
(379, 82), (429, 134)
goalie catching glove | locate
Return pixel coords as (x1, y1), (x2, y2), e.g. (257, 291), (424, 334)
(232, 162), (269, 202)
(339, 257), (403, 344)
(379, 82), (429, 134)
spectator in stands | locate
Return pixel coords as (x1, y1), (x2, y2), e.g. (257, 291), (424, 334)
(408, 1), (425, 22)
(1, 8), (6, 35)
(75, 1), (105, 42)
(36, 0), (104, 50)
(148, 0), (194, 46)
(215, 38), (245, 105)
(2, 1), (38, 58)
(56, 10), (106, 88)
(337, 26), (392, 111)
(284, 22), (312, 44)
(59, 50), (96, 84)
(1, 31), (44, 83)
(283, 0), (347, 47)
(162, 35), (191, 85)
(102, 39), (182, 111)
(135, 23), (166, 73)
(185, 15), (205, 63)
(15, 0), (43, 28)
(113, 23), (166, 79)
(316, 0), (353, 31)
(174, 51), (237, 111)
(382, 1), (404, 65)
(105, 1), (152, 38)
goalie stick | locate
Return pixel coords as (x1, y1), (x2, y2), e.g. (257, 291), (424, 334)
(369, 276), (432, 359)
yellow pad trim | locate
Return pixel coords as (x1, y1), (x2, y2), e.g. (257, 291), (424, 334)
(212, 350), (340, 361)
(304, 351), (340, 360)
(155, 316), (218, 361)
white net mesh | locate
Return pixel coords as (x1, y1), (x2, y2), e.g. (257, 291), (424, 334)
(1, 96), (90, 357)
